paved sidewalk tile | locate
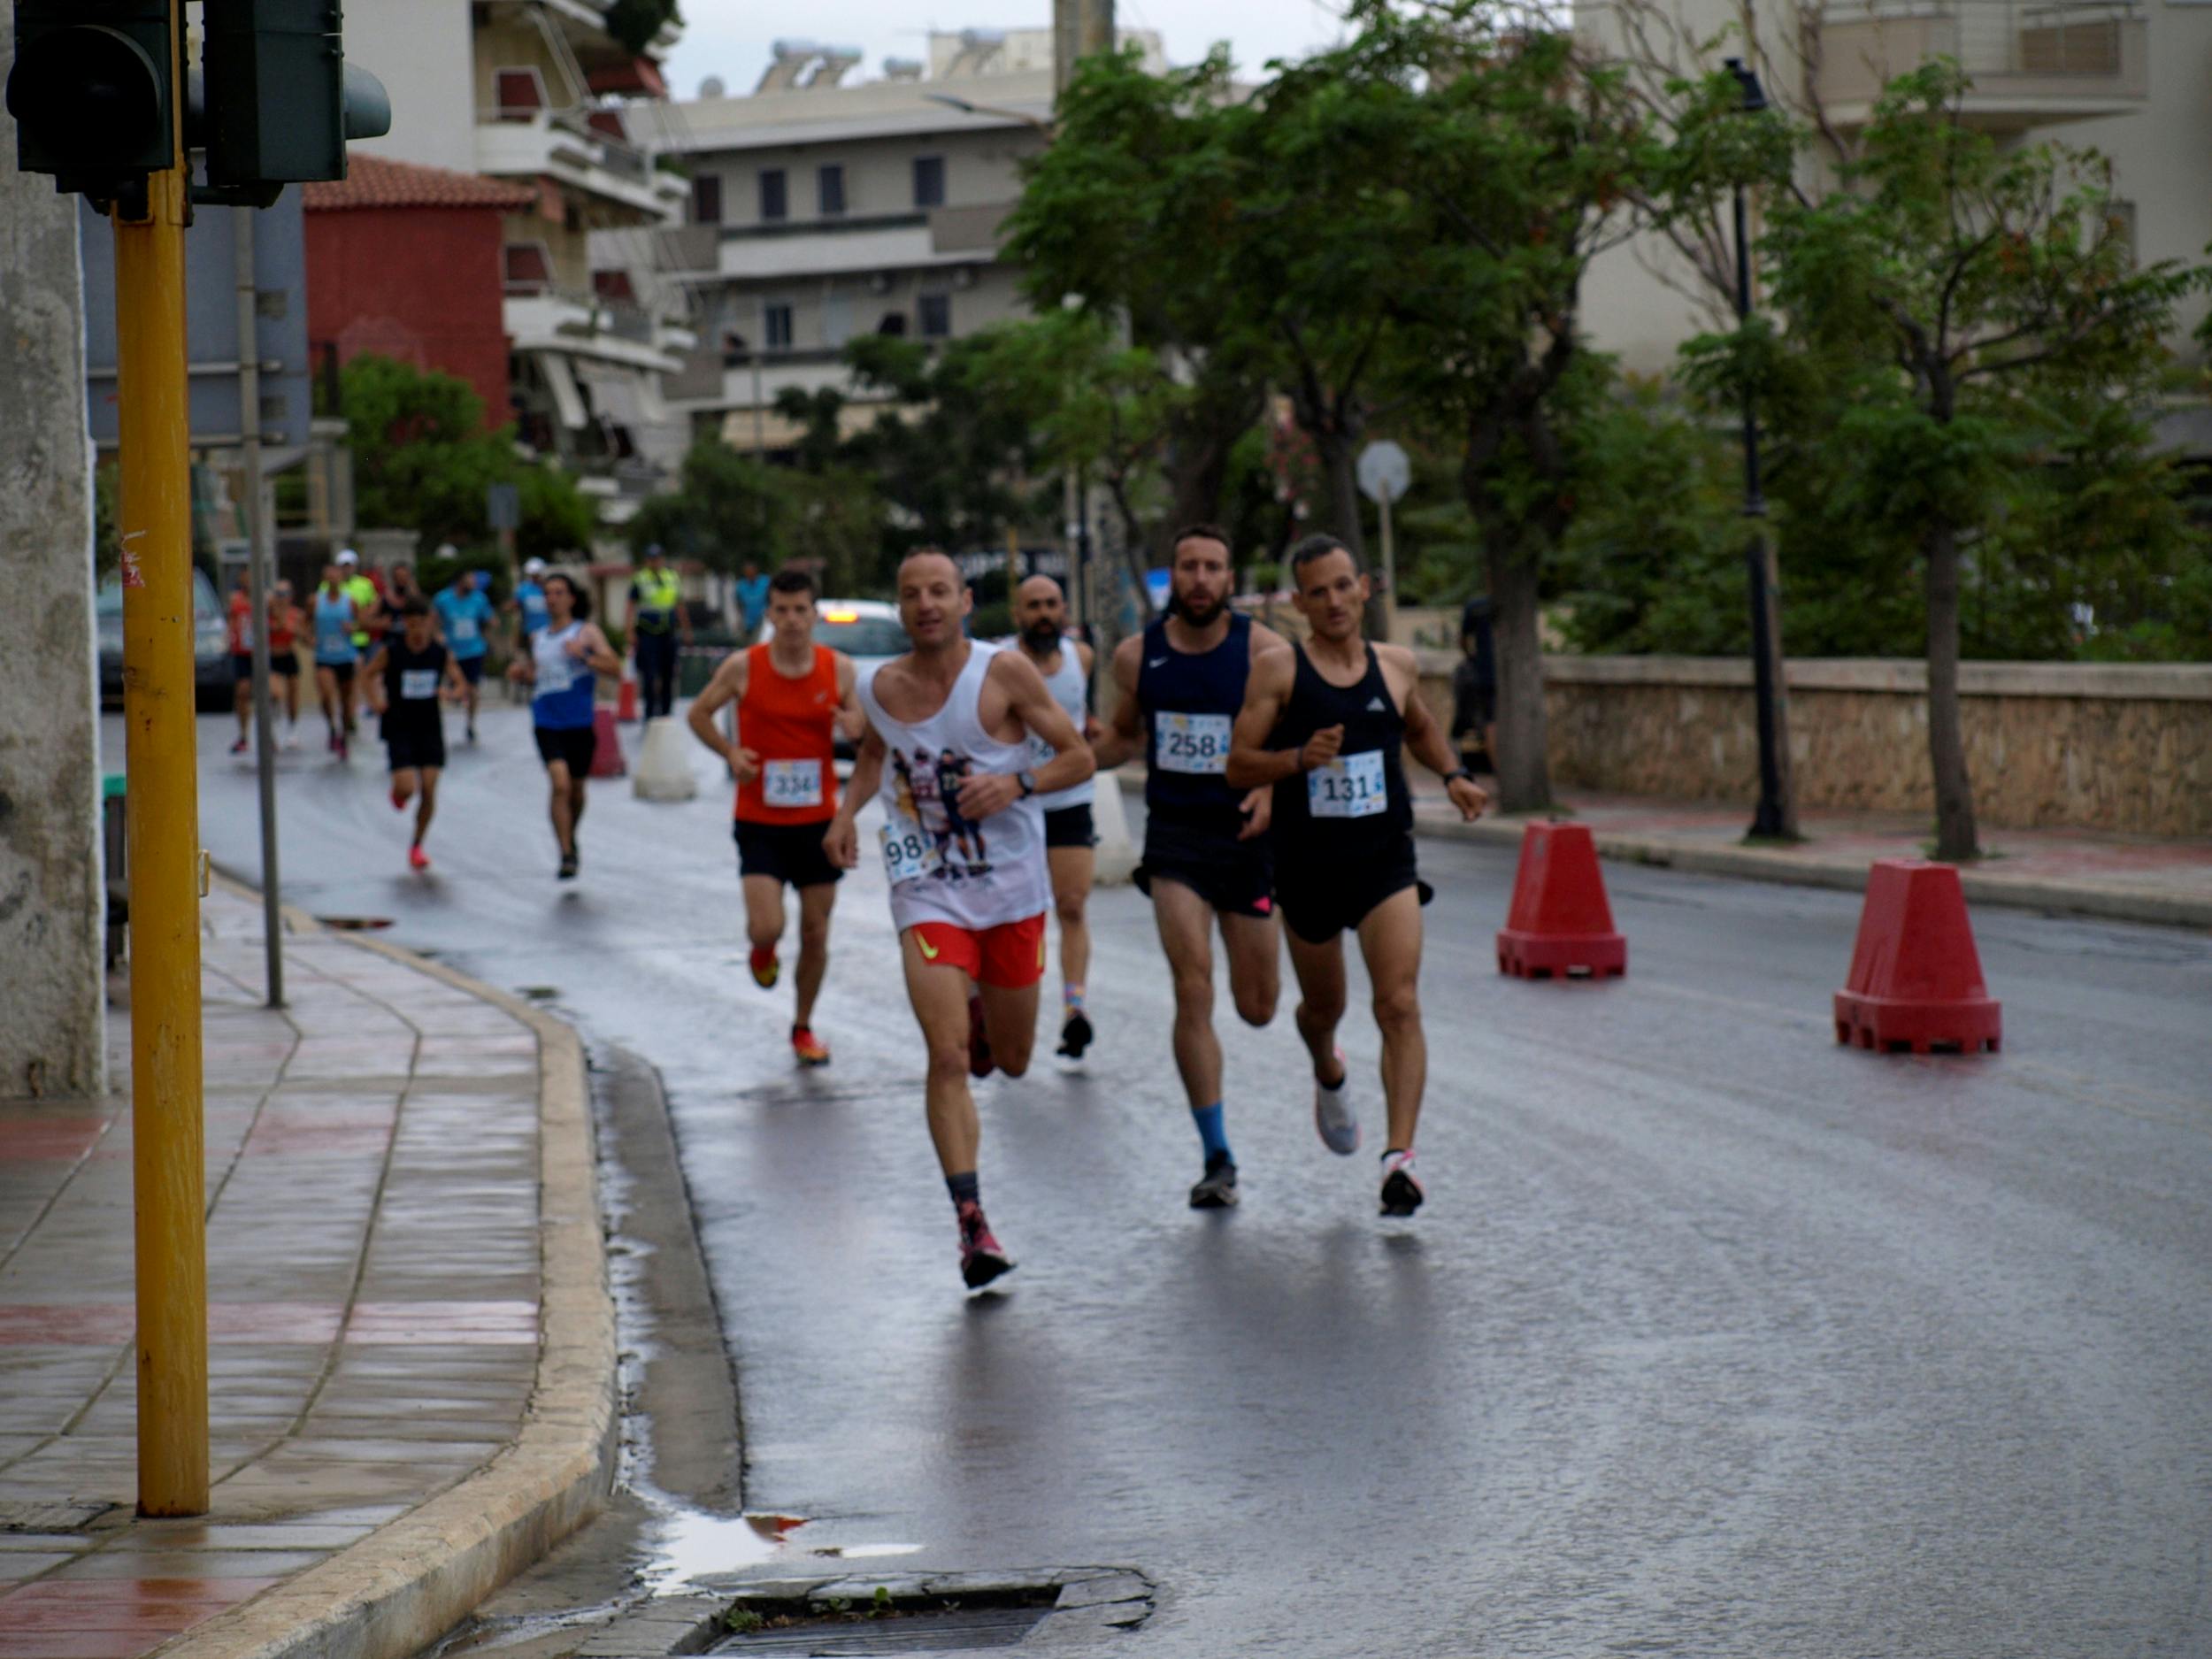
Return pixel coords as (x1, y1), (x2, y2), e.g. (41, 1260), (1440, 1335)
(0, 889), (547, 1659)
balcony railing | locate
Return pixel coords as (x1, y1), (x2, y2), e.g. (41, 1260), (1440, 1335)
(1814, 0), (2148, 123)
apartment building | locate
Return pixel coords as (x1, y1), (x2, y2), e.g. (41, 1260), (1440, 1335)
(339, 0), (696, 526)
(1577, 0), (2209, 380)
(635, 28), (1164, 452)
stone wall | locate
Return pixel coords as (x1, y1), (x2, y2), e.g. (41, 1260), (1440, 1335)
(1414, 654), (2212, 837)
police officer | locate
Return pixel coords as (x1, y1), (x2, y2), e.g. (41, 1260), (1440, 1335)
(628, 543), (689, 719)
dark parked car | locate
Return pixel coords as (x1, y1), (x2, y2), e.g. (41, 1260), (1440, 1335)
(97, 568), (231, 710)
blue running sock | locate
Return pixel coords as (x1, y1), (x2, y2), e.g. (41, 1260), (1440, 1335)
(946, 1171), (980, 1210)
(1191, 1102), (1232, 1165)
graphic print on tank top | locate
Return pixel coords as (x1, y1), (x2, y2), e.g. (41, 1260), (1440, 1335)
(858, 644), (1049, 933)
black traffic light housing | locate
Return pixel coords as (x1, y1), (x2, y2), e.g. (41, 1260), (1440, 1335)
(198, 0), (390, 208)
(4, 0), (180, 206)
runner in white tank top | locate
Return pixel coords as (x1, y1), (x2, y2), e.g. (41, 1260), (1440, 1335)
(826, 551), (1094, 1291)
(1009, 574), (1102, 1064)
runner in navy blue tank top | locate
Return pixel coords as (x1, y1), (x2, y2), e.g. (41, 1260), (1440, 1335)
(1091, 525), (1289, 1210)
(1229, 534), (1490, 1219)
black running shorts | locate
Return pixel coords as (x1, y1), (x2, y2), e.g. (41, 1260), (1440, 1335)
(1275, 835), (1432, 944)
(734, 819), (843, 889)
(1135, 813), (1275, 919)
(1044, 803), (1096, 850)
(534, 724), (596, 776)
(386, 727), (446, 775)
(454, 653), (486, 685)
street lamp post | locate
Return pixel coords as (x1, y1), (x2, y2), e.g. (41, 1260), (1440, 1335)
(1724, 58), (1797, 841)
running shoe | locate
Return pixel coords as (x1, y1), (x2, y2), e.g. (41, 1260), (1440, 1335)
(389, 785), (406, 812)
(1314, 1048), (1359, 1156)
(1188, 1151), (1240, 1210)
(466, 723), (478, 746)
(408, 845), (430, 872)
(1379, 1150), (1424, 1217)
(334, 732), (349, 763)
(749, 948), (780, 989)
(326, 729), (338, 753)
(956, 1202), (1014, 1290)
(557, 851), (578, 881)
(1056, 1009), (1094, 1061)
(967, 994), (995, 1079)
(229, 737), (249, 756)
(790, 1025), (830, 1067)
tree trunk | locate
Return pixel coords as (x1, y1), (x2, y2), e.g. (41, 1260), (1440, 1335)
(1923, 519), (1979, 862)
(1485, 541), (1552, 814)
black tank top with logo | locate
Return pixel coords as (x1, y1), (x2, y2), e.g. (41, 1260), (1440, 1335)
(1138, 611), (1255, 833)
(1268, 642), (1413, 861)
(380, 638), (449, 742)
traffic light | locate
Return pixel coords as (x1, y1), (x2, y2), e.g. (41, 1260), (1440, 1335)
(199, 0), (390, 207)
(4, 0), (180, 203)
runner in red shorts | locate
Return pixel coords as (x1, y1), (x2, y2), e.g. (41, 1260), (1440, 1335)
(825, 549), (1094, 1291)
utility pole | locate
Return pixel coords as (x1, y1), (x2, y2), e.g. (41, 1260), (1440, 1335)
(1054, 0), (1116, 96)
(234, 205), (283, 1007)
(111, 6), (211, 1520)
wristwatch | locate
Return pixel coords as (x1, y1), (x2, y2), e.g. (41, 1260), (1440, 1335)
(1444, 767), (1475, 786)
(1016, 771), (1038, 798)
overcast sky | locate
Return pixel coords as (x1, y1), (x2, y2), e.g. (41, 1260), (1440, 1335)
(659, 0), (1351, 99)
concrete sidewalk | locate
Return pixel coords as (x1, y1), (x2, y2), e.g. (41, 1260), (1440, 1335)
(0, 886), (612, 1659)
(1406, 785), (2212, 929)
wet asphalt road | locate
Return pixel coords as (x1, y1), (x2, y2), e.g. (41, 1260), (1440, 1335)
(176, 705), (2212, 1658)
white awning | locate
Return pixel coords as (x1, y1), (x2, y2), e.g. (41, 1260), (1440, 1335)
(535, 351), (589, 431)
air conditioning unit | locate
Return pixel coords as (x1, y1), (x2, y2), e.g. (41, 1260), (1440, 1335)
(867, 271), (893, 294)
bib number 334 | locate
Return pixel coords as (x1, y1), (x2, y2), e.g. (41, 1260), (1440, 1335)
(1307, 749), (1388, 818)
(763, 758), (823, 809)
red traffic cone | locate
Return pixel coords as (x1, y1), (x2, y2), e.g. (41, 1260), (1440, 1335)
(1834, 860), (2000, 1054)
(589, 705), (626, 779)
(617, 669), (639, 723)
(1496, 821), (1626, 979)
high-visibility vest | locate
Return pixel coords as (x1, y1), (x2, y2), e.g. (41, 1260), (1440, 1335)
(343, 575), (379, 646)
(633, 566), (681, 632)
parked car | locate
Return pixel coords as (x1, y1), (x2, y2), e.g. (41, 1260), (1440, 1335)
(755, 598), (909, 758)
(97, 568), (230, 710)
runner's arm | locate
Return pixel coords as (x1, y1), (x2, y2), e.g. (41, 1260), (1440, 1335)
(825, 724), (886, 870)
(1076, 641), (1101, 739)
(1225, 648), (1323, 789)
(1087, 635), (1144, 770)
(833, 654), (867, 742)
(956, 653), (1094, 819)
(686, 655), (759, 780)
(442, 655), (469, 701)
(362, 648), (389, 714)
(577, 625), (622, 676)
(1394, 647), (1489, 821)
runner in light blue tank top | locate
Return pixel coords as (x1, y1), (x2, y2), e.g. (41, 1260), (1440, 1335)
(310, 569), (360, 759)
(509, 572), (618, 882)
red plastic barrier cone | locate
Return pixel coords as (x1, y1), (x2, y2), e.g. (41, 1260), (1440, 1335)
(1833, 859), (2001, 1054)
(589, 706), (626, 779)
(1496, 821), (1626, 979)
(617, 670), (639, 723)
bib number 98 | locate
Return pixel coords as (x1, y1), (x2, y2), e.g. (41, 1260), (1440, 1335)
(880, 822), (940, 885)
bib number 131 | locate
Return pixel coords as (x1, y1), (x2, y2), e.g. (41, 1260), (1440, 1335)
(1307, 749), (1388, 818)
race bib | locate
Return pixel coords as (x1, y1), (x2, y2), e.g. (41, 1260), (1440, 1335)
(449, 613), (479, 643)
(536, 653), (576, 696)
(399, 668), (439, 701)
(1156, 710), (1231, 775)
(879, 818), (941, 886)
(763, 758), (823, 809)
(1308, 749), (1388, 818)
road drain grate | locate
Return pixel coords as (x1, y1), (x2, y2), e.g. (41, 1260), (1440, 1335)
(700, 1570), (1153, 1657)
(713, 1604), (1045, 1655)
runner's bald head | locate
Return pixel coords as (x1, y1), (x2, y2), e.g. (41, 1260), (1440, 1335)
(898, 547), (961, 588)
(1017, 573), (1063, 606)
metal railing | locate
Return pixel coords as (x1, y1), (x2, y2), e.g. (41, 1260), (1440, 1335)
(1820, 0), (2141, 78)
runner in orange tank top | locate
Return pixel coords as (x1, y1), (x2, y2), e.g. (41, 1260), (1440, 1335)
(687, 568), (865, 1066)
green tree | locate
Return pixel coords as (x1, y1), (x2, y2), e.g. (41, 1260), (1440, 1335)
(626, 440), (783, 573)
(1716, 63), (2208, 858)
(340, 354), (595, 564)
(1004, 49), (1271, 550)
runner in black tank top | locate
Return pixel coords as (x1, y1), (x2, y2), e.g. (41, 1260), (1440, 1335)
(1091, 526), (1290, 1210)
(1226, 535), (1491, 1219)
(362, 599), (466, 873)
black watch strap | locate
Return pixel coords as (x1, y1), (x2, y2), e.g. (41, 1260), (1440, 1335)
(1017, 771), (1037, 798)
(1444, 767), (1474, 785)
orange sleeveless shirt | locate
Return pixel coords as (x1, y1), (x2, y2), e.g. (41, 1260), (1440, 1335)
(734, 643), (840, 825)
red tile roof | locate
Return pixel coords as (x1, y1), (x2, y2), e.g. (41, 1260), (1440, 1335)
(303, 155), (538, 212)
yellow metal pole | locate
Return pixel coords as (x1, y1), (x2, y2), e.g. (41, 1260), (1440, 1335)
(114, 0), (208, 1518)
